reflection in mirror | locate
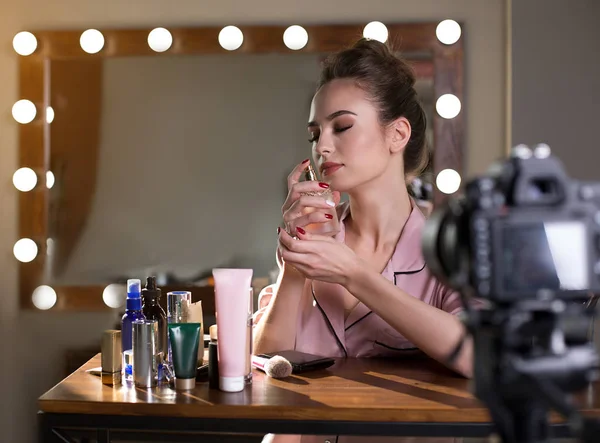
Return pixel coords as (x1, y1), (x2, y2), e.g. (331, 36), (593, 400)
(47, 53), (435, 287)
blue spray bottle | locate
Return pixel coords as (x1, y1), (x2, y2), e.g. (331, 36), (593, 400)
(121, 279), (145, 381)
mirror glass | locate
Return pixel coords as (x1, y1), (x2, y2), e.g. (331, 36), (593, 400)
(47, 52), (434, 287)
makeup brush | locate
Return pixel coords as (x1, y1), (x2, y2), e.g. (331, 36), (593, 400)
(251, 355), (293, 379)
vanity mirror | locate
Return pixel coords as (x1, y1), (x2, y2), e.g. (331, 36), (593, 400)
(13, 21), (463, 312)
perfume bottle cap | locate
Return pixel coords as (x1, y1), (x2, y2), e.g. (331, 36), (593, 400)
(303, 164), (318, 182)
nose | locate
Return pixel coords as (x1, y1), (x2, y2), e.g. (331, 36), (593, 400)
(314, 132), (334, 158)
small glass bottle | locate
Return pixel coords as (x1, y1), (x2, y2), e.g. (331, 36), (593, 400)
(301, 164), (340, 234)
(121, 279), (146, 381)
(142, 276), (167, 365)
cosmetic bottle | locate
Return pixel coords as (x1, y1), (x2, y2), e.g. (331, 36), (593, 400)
(301, 163), (339, 234)
(167, 291), (191, 366)
(101, 330), (122, 386)
(132, 320), (158, 388)
(208, 324), (219, 389)
(142, 277), (167, 363)
(121, 279), (146, 380)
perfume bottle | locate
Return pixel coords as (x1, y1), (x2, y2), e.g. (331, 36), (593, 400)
(301, 163), (339, 234)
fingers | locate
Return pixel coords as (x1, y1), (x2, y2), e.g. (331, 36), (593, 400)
(284, 208), (335, 235)
(286, 158), (311, 191)
(294, 227), (336, 243)
(283, 195), (335, 225)
(282, 180), (332, 213)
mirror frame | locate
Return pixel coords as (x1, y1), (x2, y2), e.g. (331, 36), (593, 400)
(16, 22), (463, 311)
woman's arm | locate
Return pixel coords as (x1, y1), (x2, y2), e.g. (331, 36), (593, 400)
(252, 266), (307, 355)
(345, 265), (473, 378)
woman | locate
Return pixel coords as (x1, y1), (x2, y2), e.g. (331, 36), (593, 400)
(253, 39), (472, 443)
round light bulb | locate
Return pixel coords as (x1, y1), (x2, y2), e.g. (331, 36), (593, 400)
(32, 285), (57, 310)
(283, 25), (308, 50)
(80, 29), (105, 54)
(13, 167), (38, 192)
(13, 238), (38, 263)
(218, 26), (244, 51)
(436, 169), (462, 194)
(103, 284), (126, 308)
(46, 106), (54, 124)
(436, 94), (461, 119)
(13, 31), (38, 56)
(12, 99), (37, 124)
(46, 171), (55, 189)
(363, 21), (389, 43)
(436, 19), (462, 45)
(148, 27), (173, 53)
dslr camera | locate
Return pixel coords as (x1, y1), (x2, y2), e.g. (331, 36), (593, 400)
(422, 144), (600, 443)
(423, 144), (600, 304)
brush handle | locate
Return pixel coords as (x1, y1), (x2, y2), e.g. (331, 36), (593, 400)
(251, 355), (269, 372)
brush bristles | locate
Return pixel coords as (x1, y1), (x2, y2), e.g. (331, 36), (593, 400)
(264, 355), (293, 379)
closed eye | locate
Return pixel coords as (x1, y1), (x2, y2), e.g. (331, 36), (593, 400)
(335, 125), (353, 134)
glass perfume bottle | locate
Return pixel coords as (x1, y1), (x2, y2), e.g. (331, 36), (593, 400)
(300, 164), (340, 234)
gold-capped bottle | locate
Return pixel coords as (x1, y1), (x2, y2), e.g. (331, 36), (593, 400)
(300, 164), (340, 234)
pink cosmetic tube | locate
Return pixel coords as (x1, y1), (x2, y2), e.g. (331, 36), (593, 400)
(212, 268), (253, 392)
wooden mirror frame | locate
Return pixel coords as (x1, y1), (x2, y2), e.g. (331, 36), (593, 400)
(16, 22), (463, 311)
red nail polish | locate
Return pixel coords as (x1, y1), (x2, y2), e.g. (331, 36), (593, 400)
(324, 214), (333, 219)
(302, 158), (310, 164)
(319, 182), (329, 188)
(296, 226), (306, 235)
(277, 227), (281, 234)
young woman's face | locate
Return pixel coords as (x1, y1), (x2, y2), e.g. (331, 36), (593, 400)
(308, 78), (395, 192)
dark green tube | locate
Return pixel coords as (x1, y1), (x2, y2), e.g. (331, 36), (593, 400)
(168, 323), (201, 390)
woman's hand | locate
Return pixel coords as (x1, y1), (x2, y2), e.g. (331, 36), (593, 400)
(281, 159), (340, 238)
(277, 227), (361, 287)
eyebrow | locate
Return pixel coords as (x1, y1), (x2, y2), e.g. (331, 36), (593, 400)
(307, 110), (357, 127)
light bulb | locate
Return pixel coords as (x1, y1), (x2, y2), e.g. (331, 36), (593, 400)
(363, 21), (388, 43)
(218, 26), (244, 51)
(436, 94), (461, 119)
(32, 285), (57, 310)
(46, 171), (55, 189)
(12, 99), (36, 124)
(46, 106), (54, 124)
(13, 31), (37, 56)
(103, 284), (126, 308)
(436, 20), (461, 45)
(80, 29), (105, 54)
(13, 167), (37, 192)
(283, 25), (308, 50)
(436, 169), (461, 194)
(13, 238), (38, 263)
(148, 27), (173, 52)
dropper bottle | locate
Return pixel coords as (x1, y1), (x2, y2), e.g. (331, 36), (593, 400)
(142, 276), (167, 362)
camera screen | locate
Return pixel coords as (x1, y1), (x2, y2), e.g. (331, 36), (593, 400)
(501, 221), (589, 293)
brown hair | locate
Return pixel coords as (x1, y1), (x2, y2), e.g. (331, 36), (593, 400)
(317, 38), (429, 178)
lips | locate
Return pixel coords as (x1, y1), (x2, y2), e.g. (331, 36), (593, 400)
(321, 162), (343, 177)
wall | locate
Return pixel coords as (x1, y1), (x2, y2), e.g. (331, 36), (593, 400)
(0, 1), (506, 441)
(512, 0), (600, 179)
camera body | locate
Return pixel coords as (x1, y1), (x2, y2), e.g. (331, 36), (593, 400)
(423, 147), (600, 303)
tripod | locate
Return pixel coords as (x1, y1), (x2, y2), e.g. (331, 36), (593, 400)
(462, 298), (599, 443)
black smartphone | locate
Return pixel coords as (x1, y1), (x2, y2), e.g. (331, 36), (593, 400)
(257, 350), (335, 373)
